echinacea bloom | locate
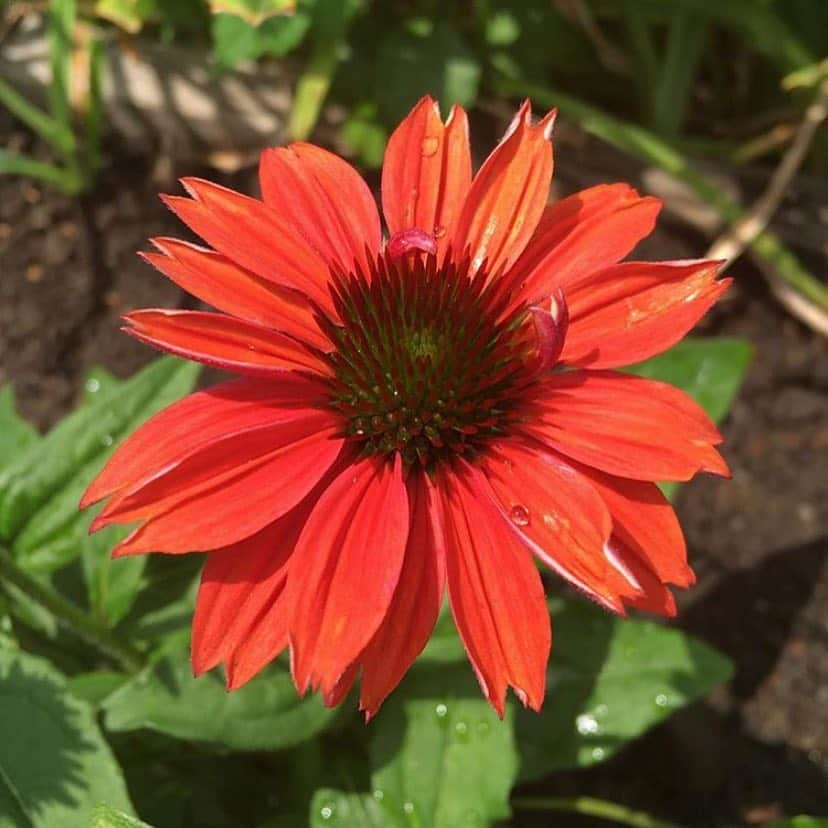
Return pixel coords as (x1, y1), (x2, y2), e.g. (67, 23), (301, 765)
(82, 97), (730, 718)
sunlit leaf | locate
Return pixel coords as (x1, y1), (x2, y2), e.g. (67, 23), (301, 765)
(103, 644), (338, 750)
(208, 0), (296, 27)
(516, 598), (733, 779)
(368, 666), (518, 827)
(91, 804), (153, 828)
(309, 790), (386, 828)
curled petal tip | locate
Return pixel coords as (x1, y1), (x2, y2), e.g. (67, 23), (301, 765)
(387, 228), (438, 261)
(530, 289), (570, 372)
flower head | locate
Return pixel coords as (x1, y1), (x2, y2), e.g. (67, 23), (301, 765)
(82, 97), (730, 717)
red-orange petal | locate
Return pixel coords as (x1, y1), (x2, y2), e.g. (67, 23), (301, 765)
(440, 460), (550, 716)
(287, 455), (409, 698)
(481, 440), (630, 613)
(605, 537), (678, 616)
(259, 143), (381, 274)
(122, 310), (332, 378)
(523, 370), (729, 482)
(82, 376), (327, 509)
(382, 95), (472, 263)
(359, 471), (446, 718)
(452, 101), (556, 278)
(142, 238), (330, 350)
(109, 416), (344, 556)
(508, 184), (661, 308)
(561, 259), (731, 369)
(94, 407), (331, 528)
(191, 514), (299, 679)
(573, 464), (694, 588)
(163, 179), (333, 312)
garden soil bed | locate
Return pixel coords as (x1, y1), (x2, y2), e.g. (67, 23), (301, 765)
(1, 121), (826, 826)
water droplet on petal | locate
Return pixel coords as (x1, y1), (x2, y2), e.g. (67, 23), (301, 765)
(421, 136), (440, 156)
(433, 224), (447, 239)
(509, 504), (530, 527)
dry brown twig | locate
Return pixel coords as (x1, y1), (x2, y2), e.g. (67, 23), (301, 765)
(706, 78), (828, 335)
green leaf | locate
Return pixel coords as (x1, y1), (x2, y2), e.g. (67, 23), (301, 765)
(375, 21), (481, 126)
(90, 804), (153, 828)
(209, 0), (296, 26)
(212, 11), (310, 71)
(341, 102), (388, 170)
(0, 357), (199, 578)
(48, 0), (76, 139)
(102, 644), (338, 750)
(369, 666), (518, 827)
(626, 336), (751, 498)
(768, 820), (828, 828)
(516, 598), (733, 780)
(309, 790), (387, 828)
(66, 669), (129, 707)
(0, 388), (38, 473)
(0, 649), (133, 828)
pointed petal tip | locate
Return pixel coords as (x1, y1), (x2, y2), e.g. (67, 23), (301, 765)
(539, 108), (558, 140)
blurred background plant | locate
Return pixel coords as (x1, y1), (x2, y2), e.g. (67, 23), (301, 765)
(0, 0), (102, 193)
(2, 0), (826, 326)
(1, 1), (826, 827)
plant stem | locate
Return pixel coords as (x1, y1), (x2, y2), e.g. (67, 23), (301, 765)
(512, 796), (682, 828)
(0, 548), (146, 673)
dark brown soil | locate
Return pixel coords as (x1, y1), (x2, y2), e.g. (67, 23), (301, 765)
(1, 119), (826, 826)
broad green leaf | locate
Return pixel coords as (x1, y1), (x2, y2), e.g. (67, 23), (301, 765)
(66, 670), (129, 707)
(1, 357), (198, 629)
(0, 357), (199, 544)
(516, 598), (733, 779)
(209, 0), (295, 26)
(103, 644), (338, 750)
(212, 11), (310, 71)
(626, 337), (751, 498)
(369, 667), (518, 827)
(310, 790), (386, 828)
(91, 804), (152, 828)
(375, 21), (481, 126)
(768, 820), (828, 828)
(0, 387), (38, 473)
(0, 649), (133, 828)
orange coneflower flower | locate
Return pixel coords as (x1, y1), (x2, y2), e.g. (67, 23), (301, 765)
(82, 97), (730, 718)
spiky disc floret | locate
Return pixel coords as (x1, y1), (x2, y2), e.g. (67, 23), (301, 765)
(322, 251), (537, 468)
